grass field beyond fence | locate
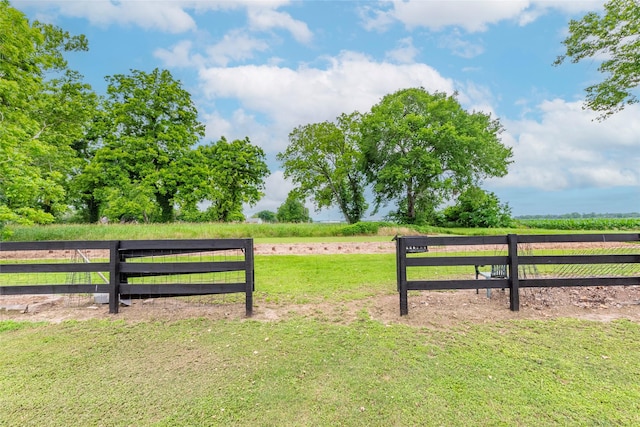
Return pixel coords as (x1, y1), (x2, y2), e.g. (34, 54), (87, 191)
(8, 219), (639, 243)
(1, 317), (639, 426)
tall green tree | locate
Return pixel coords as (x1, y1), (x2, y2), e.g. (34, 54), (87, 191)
(0, 0), (93, 230)
(277, 191), (311, 223)
(361, 88), (512, 224)
(554, 0), (640, 119)
(85, 68), (205, 222)
(68, 109), (111, 223)
(277, 112), (368, 224)
(187, 137), (270, 222)
(32, 71), (99, 217)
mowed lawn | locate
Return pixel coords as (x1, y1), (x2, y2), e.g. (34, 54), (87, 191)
(255, 254), (398, 303)
(2, 316), (639, 426)
(3, 224), (640, 426)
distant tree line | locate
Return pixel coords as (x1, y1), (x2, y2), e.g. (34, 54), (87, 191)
(517, 212), (640, 220)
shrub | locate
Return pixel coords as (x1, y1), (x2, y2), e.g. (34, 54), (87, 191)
(341, 222), (381, 236)
(442, 186), (512, 228)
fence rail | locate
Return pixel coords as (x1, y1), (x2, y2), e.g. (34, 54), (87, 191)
(396, 233), (640, 315)
(0, 239), (254, 315)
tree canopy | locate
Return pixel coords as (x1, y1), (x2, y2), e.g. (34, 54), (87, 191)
(187, 137), (270, 222)
(277, 191), (311, 223)
(1, 0), (93, 231)
(555, 0), (640, 119)
(0, 1), (275, 230)
(75, 68), (205, 223)
(277, 113), (368, 224)
(442, 186), (512, 228)
(361, 88), (512, 224)
(253, 210), (277, 223)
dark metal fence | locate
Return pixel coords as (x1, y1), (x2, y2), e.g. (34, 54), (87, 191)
(0, 239), (254, 315)
(396, 234), (640, 315)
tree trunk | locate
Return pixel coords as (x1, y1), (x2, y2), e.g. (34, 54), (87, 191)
(156, 192), (174, 222)
(407, 182), (416, 223)
(87, 198), (100, 223)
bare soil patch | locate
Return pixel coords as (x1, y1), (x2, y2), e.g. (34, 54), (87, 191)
(2, 241), (640, 326)
(2, 287), (640, 326)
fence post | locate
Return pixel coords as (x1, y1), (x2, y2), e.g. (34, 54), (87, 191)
(397, 237), (409, 316)
(508, 234), (519, 311)
(109, 240), (120, 314)
(244, 239), (254, 317)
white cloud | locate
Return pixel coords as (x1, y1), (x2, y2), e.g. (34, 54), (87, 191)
(22, 0), (605, 37)
(244, 170), (340, 219)
(531, 0), (604, 15)
(438, 31), (484, 58)
(247, 8), (313, 44)
(456, 81), (496, 116)
(363, 0), (530, 33)
(206, 30), (270, 66)
(243, 170), (295, 214)
(202, 108), (275, 150)
(198, 51), (456, 153)
(385, 37), (420, 64)
(496, 99), (640, 190)
(358, 3), (397, 32)
(19, 0), (309, 39)
(154, 40), (203, 68)
(201, 111), (233, 142)
(32, 1), (197, 33)
(361, 0), (605, 33)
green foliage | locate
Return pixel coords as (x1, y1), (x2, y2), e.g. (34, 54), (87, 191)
(361, 88), (512, 225)
(253, 210), (278, 222)
(518, 217), (640, 230)
(0, 205), (53, 239)
(340, 221), (388, 236)
(78, 68), (205, 223)
(518, 212), (640, 219)
(0, 1), (94, 228)
(385, 197), (442, 225)
(186, 137), (270, 222)
(0, 4), (272, 226)
(278, 112), (368, 224)
(442, 186), (512, 228)
(555, 0), (640, 119)
(276, 191), (312, 223)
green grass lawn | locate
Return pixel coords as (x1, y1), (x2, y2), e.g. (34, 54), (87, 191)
(8, 221), (635, 243)
(255, 254), (397, 303)
(0, 253), (399, 300)
(3, 222), (398, 241)
(3, 223), (640, 426)
(1, 317), (639, 426)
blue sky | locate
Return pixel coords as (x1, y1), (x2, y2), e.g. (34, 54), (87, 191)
(15, 0), (640, 220)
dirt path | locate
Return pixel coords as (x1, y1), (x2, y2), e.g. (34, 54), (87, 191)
(0, 240), (629, 258)
(2, 286), (640, 326)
